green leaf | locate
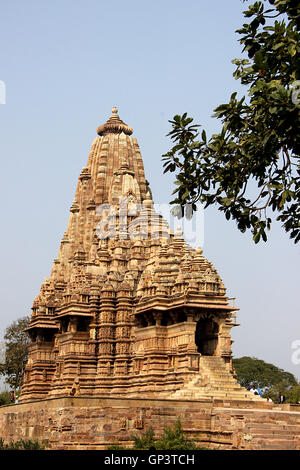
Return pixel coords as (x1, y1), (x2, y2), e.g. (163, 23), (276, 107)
(253, 232), (261, 244)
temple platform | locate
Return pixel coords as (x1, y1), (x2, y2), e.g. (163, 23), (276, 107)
(0, 396), (299, 450)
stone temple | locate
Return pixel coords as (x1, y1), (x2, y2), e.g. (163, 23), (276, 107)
(2, 108), (298, 450)
(19, 107), (261, 403)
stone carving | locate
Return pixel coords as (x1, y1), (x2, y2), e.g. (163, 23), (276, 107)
(134, 418), (143, 429)
(70, 378), (80, 397)
(120, 417), (127, 430)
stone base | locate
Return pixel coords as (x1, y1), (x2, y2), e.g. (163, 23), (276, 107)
(0, 396), (299, 450)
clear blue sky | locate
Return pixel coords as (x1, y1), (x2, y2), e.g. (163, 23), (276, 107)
(0, 0), (299, 381)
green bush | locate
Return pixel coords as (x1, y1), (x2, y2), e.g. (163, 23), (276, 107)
(155, 419), (199, 450)
(107, 444), (127, 450)
(128, 418), (207, 450)
(132, 427), (156, 450)
(0, 392), (11, 406)
(0, 438), (45, 450)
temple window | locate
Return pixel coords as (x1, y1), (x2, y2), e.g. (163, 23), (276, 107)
(30, 331), (37, 342)
(177, 311), (187, 323)
(136, 316), (148, 328)
(61, 318), (69, 332)
(77, 317), (89, 332)
(43, 331), (54, 342)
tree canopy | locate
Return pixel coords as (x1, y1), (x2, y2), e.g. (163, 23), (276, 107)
(0, 316), (30, 391)
(233, 356), (299, 402)
(162, 0), (300, 243)
(0, 392), (10, 406)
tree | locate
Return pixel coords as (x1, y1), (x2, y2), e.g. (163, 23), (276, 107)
(131, 427), (156, 450)
(154, 419), (199, 450)
(0, 392), (10, 406)
(0, 438), (45, 450)
(162, 0), (300, 244)
(233, 356), (298, 402)
(285, 383), (300, 403)
(0, 316), (30, 391)
(109, 419), (203, 450)
(131, 419), (199, 450)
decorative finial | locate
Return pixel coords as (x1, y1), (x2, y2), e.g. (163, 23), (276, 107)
(97, 107), (133, 136)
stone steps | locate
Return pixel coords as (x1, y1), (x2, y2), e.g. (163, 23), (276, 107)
(198, 378), (241, 385)
(173, 387), (258, 399)
(192, 382), (244, 391)
(171, 356), (265, 402)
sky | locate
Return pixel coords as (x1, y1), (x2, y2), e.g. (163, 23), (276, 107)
(0, 0), (299, 386)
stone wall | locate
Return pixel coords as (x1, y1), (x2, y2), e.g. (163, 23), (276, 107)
(0, 397), (299, 450)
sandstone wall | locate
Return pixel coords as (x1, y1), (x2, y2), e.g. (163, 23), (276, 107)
(0, 397), (299, 450)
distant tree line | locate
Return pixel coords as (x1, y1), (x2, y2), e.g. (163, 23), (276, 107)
(233, 356), (300, 403)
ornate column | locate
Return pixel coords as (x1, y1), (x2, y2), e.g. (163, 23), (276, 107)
(97, 283), (116, 377)
(114, 282), (133, 377)
(88, 283), (99, 357)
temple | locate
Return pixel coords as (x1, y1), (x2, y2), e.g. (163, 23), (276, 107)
(20, 108), (262, 403)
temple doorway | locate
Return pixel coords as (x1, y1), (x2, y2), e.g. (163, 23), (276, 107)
(195, 317), (219, 355)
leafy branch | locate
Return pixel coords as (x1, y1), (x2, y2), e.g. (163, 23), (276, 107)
(162, 0), (300, 243)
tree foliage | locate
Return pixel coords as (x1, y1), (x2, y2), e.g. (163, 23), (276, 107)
(233, 356), (299, 402)
(131, 427), (156, 450)
(162, 0), (300, 243)
(0, 392), (10, 406)
(0, 316), (30, 390)
(0, 438), (45, 450)
(154, 419), (199, 450)
(285, 383), (300, 403)
(132, 419), (200, 450)
(109, 419), (203, 450)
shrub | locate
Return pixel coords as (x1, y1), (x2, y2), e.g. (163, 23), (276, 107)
(0, 392), (11, 406)
(0, 438), (45, 450)
(130, 418), (207, 450)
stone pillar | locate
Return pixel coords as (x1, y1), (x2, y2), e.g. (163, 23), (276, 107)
(97, 284), (115, 376)
(88, 283), (99, 357)
(114, 282), (132, 376)
(218, 318), (234, 370)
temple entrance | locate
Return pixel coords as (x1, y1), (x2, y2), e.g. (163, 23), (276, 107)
(195, 317), (219, 355)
